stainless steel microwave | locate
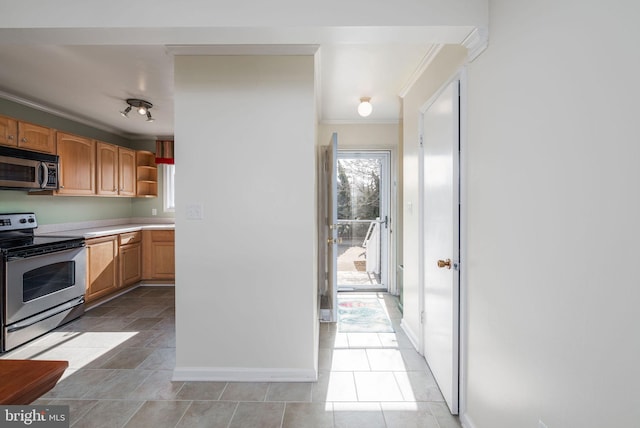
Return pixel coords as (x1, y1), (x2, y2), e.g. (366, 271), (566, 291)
(0, 146), (59, 190)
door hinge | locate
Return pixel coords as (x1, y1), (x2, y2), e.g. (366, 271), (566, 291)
(420, 311), (425, 324)
(419, 134), (424, 147)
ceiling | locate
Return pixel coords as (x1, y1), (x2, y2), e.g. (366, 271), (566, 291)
(0, 29), (472, 140)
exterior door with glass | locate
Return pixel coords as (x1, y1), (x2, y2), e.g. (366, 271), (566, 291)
(335, 152), (390, 292)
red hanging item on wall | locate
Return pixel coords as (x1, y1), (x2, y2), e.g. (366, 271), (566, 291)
(155, 140), (174, 164)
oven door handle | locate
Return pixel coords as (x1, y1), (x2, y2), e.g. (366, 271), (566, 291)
(6, 296), (84, 333)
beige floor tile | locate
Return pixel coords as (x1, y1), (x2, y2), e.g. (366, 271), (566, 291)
(85, 369), (151, 400)
(99, 347), (155, 369)
(123, 317), (163, 331)
(377, 332), (413, 349)
(319, 331), (349, 349)
(221, 382), (269, 401)
(137, 348), (175, 370)
(347, 333), (383, 348)
(366, 349), (408, 371)
(229, 402), (285, 428)
(354, 372), (404, 402)
(43, 369), (116, 399)
(315, 371), (359, 402)
(128, 369), (184, 400)
(330, 349), (371, 371)
(177, 381), (228, 400)
(333, 402), (386, 428)
(176, 401), (238, 428)
(73, 399), (145, 428)
(45, 399), (98, 426)
(282, 402), (333, 428)
(381, 402), (441, 428)
(393, 371), (444, 402)
(428, 402), (462, 428)
(124, 400), (191, 428)
(129, 305), (169, 318)
(318, 349), (334, 371)
(266, 382), (312, 402)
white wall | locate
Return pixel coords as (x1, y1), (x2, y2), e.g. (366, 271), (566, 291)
(318, 123), (398, 150)
(464, 1), (640, 427)
(173, 55), (318, 381)
(401, 45), (468, 346)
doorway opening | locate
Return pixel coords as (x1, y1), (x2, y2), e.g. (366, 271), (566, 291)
(336, 151), (390, 292)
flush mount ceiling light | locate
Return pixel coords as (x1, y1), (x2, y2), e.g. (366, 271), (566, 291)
(357, 97), (373, 117)
(120, 98), (154, 122)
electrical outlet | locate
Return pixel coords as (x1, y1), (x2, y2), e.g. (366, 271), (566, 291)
(151, 208), (157, 216)
(539, 420), (548, 428)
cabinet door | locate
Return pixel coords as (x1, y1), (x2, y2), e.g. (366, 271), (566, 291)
(0, 115), (17, 147)
(86, 235), (118, 302)
(57, 133), (95, 195)
(96, 142), (118, 196)
(18, 121), (56, 154)
(143, 230), (175, 280)
(118, 147), (137, 196)
(120, 243), (142, 287)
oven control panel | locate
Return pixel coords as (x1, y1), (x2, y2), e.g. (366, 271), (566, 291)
(0, 213), (37, 231)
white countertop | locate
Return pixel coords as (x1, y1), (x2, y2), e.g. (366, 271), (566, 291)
(36, 220), (174, 239)
(67, 223), (174, 239)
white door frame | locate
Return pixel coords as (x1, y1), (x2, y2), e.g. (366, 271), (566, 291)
(417, 67), (468, 416)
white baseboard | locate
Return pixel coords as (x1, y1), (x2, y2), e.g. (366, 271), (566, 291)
(172, 367), (318, 382)
(400, 319), (420, 351)
(460, 413), (477, 428)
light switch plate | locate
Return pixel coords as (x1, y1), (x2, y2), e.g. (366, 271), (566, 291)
(186, 204), (204, 220)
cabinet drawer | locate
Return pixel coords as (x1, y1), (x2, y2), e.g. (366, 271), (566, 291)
(150, 230), (174, 242)
(119, 231), (142, 245)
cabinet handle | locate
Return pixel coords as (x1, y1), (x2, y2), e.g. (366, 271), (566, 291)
(8, 135), (14, 140)
(21, 137), (27, 143)
(60, 185), (64, 189)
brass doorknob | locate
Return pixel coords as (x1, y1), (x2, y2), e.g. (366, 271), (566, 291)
(437, 259), (452, 269)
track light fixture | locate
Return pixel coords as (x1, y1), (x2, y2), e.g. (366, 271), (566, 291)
(120, 98), (154, 122)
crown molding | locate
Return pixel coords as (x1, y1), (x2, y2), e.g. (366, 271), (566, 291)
(0, 89), (127, 135)
(398, 43), (444, 98)
(461, 27), (488, 62)
(320, 118), (399, 126)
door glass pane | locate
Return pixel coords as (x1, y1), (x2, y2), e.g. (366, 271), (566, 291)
(337, 157), (383, 289)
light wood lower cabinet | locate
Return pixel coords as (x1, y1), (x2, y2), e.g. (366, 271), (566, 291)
(86, 229), (174, 303)
(142, 230), (175, 280)
(119, 232), (142, 287)
(85, 235), (118, 303)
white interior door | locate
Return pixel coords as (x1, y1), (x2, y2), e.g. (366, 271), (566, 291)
(421, 80), (460, 414)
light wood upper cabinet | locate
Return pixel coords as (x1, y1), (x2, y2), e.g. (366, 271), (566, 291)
(96, 142), (118, 196)
(0, 115), (18, 147)
(18, 122), (56, 154)
(119, 147), (136, 197)
(136, 151), (158, 197)
(56, 132), (96, 195)
(0, 116), (55, 153)
(96, 142), (136, 197)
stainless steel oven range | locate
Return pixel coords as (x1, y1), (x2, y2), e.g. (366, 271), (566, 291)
(0, 212), (86, 352)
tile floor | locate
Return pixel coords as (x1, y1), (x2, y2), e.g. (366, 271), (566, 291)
(1, 286), (461, 428)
